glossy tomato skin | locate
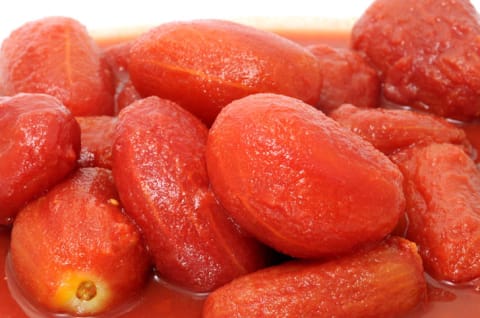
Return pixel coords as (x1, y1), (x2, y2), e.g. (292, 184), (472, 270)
(352, 0), (480, 121)
(102, 41), (140, 113)
(206, 93), (405, 258)
(0, 17), (115, 116)
(203, 237), (426, 318)
(102, 40), (132, 74)
(330, 104), (471, 155)
(308, 44), (380, 113)
(128, 19), (322, 125)
(392, 143), (480, 283)
(0, 93), (80, 224)
(112, 96), (269, 293)
(114, 80), (141, 113)
(77, 116), (117, 169)
(10, 167), (151, 316)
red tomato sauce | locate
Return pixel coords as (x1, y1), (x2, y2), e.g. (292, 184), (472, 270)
(0, 229), (26, 318)
(1, 28), (480, 318)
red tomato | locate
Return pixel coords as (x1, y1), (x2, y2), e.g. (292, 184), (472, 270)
(330, 104), (471, 154)
(206, 93), (405, 258)
(203, 237), (426, 318)
(10, 167), (151, 316)
(308, 44), (380, 113)
(392, 143), (480, 284)
(112, 96), (269, 293)
(352, 0), (480, 121)
(0, 17), (115, 116)
(128, 19), (322, 125)
(0, 93), (80, 224)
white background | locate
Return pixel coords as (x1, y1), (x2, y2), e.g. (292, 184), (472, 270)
(0, 0), (480, 42)
(0, 0), (372, 41)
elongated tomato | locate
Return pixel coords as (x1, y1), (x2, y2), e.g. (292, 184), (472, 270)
(112, 96), (269, 293)
(0, 17), (114, 116)
(0, 93), (80, 224)
(392, 143), (480, 283)
(203, 237), (426, 318)
(10, 168), (150, 316)
(206, 93), (405, 258)
(330, 104), (471, 154)
(128, 19), (322, 125)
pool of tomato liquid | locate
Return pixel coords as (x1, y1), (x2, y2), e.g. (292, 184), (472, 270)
(1, 28), (480, 318)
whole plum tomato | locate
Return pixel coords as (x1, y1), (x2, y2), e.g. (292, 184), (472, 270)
(352, 0), (480, 121)
(0, 93), (80, 224)
(112, 96), (269, 293)
(307, 44), (380, 113)
(330, 104), (471, 155)
(204, 237), (426, 318)
(206, 93), (405, 258)
(128, 19), (322, 125)
(10, 167), (151, 316)
(0, 17), (115, 116)
(392, 143), (480, 284)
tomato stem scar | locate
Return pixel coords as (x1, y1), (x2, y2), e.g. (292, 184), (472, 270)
(107, 198), (120, 206)
(76, 280), (97, 301)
